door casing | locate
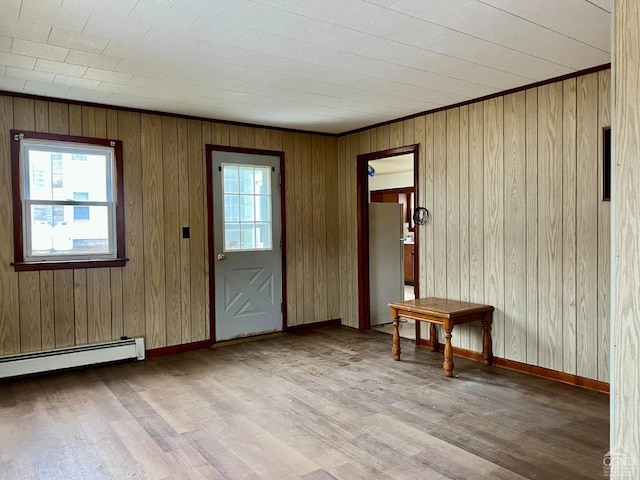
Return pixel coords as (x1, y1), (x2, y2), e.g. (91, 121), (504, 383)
(357, 144), (420, 333)
(206, 144), (287, 344)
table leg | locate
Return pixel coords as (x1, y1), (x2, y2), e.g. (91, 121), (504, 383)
(443, 326), (454, 377)
(482, 312), (493, 366)
(429, 323), (438, 352)
(391, 308), (401, 361)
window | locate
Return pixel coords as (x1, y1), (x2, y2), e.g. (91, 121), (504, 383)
(11, 130), (126, 271)
(222, 163), (272, 251)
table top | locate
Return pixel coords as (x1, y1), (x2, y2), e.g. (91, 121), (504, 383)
(388, 297), (494, 317)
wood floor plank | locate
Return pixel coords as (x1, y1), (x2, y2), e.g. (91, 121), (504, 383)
(0, 327), (608, 480)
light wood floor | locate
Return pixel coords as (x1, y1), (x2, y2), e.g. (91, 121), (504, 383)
(0, 326), (608, 480)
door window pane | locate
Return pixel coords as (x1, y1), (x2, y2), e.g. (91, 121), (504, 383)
(255, 169), (270, 195)
(224, 194), (239, 222)
(222, 163), (272, 251)
(225, 223), (240, 250)
(223, 165), (239, 193)
(239, 167), (254, 194)
(256, 196), (270, 222)
(241, 224), (256, 249)
(255, 222), (271, 249)
(240, 196), (254, 222)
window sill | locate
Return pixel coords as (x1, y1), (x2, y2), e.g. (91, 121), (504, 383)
(12, 258), (129, 272)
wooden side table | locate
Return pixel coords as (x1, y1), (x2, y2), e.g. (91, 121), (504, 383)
(388, 297), (494, 377)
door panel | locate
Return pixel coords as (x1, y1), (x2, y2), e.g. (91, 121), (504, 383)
(212, 150), (282, 341)
(369, 202), (404, 326)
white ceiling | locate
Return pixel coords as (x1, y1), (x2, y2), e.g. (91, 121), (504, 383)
(0, 0), (611, 134)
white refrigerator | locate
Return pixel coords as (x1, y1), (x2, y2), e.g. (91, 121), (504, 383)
(368, 202), (404, 326)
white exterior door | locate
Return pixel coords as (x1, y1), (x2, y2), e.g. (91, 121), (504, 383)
(211, 149), (283, 342)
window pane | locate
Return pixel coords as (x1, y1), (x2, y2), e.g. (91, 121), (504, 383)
(255, 222), (271, 249)
(51, 154), (63, 188)
(27, 151), (53, 200)
(225, 223), (240, 250)
(239, 167), (254, 194)
(255, 167), (270, 195)
(30, 205), (66, 227)
(83, 155), (109, 201)
(223, 165), (239, 193)
(256, 196), (270, 222)
(221, 163), (273, 252)
(240, 195), (254, 221)
(240, 224), (255, 249)
(224, 194), (239, 222)
(26, 148), (111, 202)
(29, 205), (111, 257)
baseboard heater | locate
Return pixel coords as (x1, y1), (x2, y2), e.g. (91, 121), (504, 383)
(0, 337), (145, 380)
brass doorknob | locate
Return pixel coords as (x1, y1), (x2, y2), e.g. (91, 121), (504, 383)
(217, 253), (225, 261)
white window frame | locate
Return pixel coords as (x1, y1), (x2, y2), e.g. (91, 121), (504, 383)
(11, 130), (126, 271)
(221, 162), (273, 253)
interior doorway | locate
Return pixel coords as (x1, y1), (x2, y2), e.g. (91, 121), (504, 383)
(369, 161), (416, 292)
(356, 145), (419, 338)
(368, 155), (417, 340)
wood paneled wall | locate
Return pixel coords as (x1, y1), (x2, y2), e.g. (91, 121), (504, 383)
(339, 69), (611, 382)
(0, 96), (339, 355)
(613, 0), (640, 464)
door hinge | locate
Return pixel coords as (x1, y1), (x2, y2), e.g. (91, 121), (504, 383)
(218, 166), (221, 171)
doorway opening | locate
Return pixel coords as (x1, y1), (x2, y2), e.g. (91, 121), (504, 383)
(357, 145), (419, 340)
